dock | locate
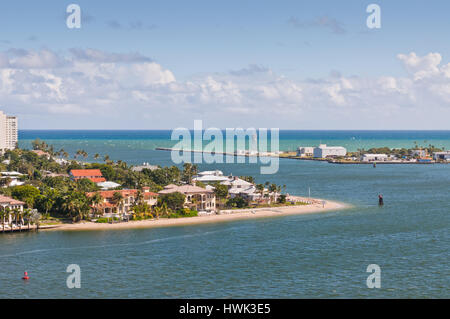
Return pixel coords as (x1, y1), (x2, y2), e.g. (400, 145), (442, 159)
(0, 224), (59, 233)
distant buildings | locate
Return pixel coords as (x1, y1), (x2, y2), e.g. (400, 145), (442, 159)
(69, 169), (106, 183)
(296, 147), (314, 157)
(433, 151), (450, 161)
(361, 154), (389, 162)
(0, 110), (18, 154)
(313, 144), (347, 158)
(411, 149), (427, 157)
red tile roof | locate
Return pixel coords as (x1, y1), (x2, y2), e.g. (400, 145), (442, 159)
(90, 177), (107, 183)
(87, 189), (158, 199)
(87, 189), (137, 199)
(70, 169), (103, 177)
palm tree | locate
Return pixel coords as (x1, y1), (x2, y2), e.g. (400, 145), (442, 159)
(22, 209), (31, 230)
(182, 163), (198, 184)
(112, 192), (124, 222)
(153, 206), (162, 219)
(13, 209), (21, 231)
(62, 194), (87, 222)
(94, 153), (100, 161)
(89, 192), (103, 217)
(256, 184), (265, 200)
(5, 207), (11, 231)
(160, 202), (171, 218)
(0, 207), (6, 232)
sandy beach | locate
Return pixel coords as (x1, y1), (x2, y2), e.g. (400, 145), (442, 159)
(45, 199), (350, 232)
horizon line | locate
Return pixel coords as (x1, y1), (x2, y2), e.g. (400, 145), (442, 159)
(18, 128), (450, 132)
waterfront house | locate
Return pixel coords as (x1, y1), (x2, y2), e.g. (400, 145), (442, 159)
(313, 144), (347, 158)
(158, 184), (216, 213)
(87, 188), (159, 217)
(0, 195), (25, 225)
(229, 186), (261, 201)
(70, 169), (106, 183)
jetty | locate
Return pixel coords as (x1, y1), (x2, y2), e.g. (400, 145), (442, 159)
(0, 224), (58, 233)
(155, 147), (280, 158)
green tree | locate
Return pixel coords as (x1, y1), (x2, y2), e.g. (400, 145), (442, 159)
(213, 183), (229, 199)
(11, 185), (40, 208)
(89, 192), (104, 217)
(158, 192), (186, 211)
(182, 163), (198, 184)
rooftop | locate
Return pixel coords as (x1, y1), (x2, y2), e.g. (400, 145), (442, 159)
(70, 169), (104, 177)
(0, 195), (25, 206)
(159, 185), (213, 195)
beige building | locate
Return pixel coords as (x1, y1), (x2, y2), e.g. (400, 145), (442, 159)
(158, 184), (216, 213)
(86, 188), (159, 217)
(0, 195), (25, 225)
(0, 111), (18, 154)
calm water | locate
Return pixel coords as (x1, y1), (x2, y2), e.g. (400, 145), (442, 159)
(0, 131), (448, 298)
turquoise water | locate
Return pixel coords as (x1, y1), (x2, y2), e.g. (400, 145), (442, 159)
(18, 130), (450, 163)
(0, 131), (449, 298)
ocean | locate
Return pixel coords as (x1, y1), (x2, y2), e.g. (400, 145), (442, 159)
(0, 130), (448, 298)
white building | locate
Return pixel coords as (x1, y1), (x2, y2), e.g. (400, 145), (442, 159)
(97, 181), (121, 190)
(411, 149), (427, 157)
(1, 171), (25, 188)
(297, 147), (314, 157)
(433, 151), (450, 161)
(220, 177), (254, 189)
(313, 144), (347, 158)
(0, 111), (18, 154)
(193, 170), (229, 184)
(361, 154), (389, 162)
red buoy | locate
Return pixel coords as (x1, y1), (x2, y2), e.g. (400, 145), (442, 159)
(22, 271), (29, 280)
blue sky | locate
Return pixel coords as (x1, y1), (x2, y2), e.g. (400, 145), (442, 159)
(1, 1), (450, 129)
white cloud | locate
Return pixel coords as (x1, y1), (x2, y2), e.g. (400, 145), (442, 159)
(397, 52), (443, 80)
(1, 49), (450, 129)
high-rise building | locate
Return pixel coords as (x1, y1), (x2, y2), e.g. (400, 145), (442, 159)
(0, 110), (18, 153)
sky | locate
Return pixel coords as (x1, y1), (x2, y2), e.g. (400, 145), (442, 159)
(1, 0), (450, 129)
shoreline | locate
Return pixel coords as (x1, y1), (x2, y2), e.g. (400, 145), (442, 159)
(44, 199), (351, 232)
(155, 148), (448, 165)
